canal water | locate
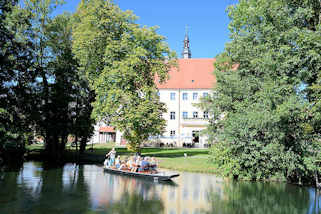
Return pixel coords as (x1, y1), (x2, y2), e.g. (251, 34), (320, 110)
(0, 162), (321, 214)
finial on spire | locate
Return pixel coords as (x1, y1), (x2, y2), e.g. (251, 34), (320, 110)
(182, 26), (191, 59)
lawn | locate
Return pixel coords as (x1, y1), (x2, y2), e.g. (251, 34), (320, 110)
(26, 143), (216, 173)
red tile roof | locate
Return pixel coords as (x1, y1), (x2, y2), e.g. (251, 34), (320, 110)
(156, 58), (216, 89)
(99, 126), (115, 133)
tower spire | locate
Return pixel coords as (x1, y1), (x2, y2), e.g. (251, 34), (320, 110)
(182, 25), (191, 59)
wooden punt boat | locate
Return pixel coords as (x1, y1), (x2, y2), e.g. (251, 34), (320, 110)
(103, 166), (179, 181)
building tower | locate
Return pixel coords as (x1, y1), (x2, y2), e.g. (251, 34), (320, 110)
(182, 27), (191, 59)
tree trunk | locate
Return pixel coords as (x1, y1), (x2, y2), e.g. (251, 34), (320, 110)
(74, 134), (79, 162)
(79, 136), (87, 154)
(60, 135), (67, 152)
(135, 143), (141, 156)
(319, 0), (321, 25)
(44, 133), (60, 163)
(0, 151), (4, 167)
(316, 170), (321, 189)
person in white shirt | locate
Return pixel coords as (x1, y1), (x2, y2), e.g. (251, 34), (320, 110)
(106, 147), (116, 167)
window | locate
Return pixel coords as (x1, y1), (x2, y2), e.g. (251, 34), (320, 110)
(157, 91), (160, 97)
(213, 91), (218, 98)
(203, 92), (209, 97)
(193, 112), (198, 118)
(170, 92), (176, 100)
(203, 111), (209, 119)
(193, 92), (198, 100)
(183, 93), (188, 100)
(170, 112), (176, 120)
(183, 112), (188, 119)
(170, 130), (175, 137)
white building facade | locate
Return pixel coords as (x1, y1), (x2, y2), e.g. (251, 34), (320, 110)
(156, 88), (212, 148)
(153, 57), (216, 148)
(91, 33), (216, 148)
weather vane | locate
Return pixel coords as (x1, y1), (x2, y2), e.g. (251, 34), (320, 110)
(185, 25), (189, 35)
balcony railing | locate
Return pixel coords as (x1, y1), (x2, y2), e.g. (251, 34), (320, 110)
(181, 117), (209, 127)
(182, 117), (208, 120)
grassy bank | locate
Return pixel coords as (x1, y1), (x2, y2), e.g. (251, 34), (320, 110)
(26, 143), (215, 173)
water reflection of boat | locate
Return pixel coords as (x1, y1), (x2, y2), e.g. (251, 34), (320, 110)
(103, 166), (179, 181)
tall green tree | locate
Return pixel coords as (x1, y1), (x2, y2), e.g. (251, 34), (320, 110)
(43, 12), (95, 158)
(21, 0), (68, 161)
(201, 0), (321, 184)
(72, 0), (176, 152)
(0, 0), (35, 163)
(11, 0), (95, 161)
(1, 0), (95, 163)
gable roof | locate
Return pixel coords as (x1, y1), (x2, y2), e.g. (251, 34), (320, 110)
(156, 58), (216, 89)
(99, 126), (115, 133)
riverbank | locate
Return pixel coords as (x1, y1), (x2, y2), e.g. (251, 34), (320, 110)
(26, 143), (216, 173)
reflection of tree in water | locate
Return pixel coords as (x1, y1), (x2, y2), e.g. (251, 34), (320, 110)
(0, 163), (26, 213)
(203, 181), (319, 214)
(109, 190), (164, 214)
(28, 164), (91, 214)
(0, 163), (92, 214)
(104, 173), (165, 214)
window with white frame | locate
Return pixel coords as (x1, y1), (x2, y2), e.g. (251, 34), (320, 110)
(203, 111), (209, 119)
(170, 112), (176, 120)
(183, 112), (188, 119)
(193, 92), (198, 100)
(193, 112), (198, 118)
(203, 92), (209, 97)
(170, 92), (176, 100)
(182, 93), (188, 100)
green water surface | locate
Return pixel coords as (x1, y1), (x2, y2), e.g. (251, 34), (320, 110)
(0, 162), (320, 214)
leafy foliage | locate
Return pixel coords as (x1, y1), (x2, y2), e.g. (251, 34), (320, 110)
(25, 3), (95, 160)
(201, 0), (321, 184)
(0, 0), (34, 162)
(41, 12), (95, 156)
(72, 0), (176, 152)
(1, 0), (95, 163)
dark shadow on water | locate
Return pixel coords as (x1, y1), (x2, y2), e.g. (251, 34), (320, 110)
(1, 160), (24, 172)
(0, 163), (91, 214)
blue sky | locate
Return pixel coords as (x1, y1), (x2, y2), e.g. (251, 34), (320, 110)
(55, 0), (238, 58)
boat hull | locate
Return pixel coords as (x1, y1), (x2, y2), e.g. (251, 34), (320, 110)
(103, 167), (179, 181)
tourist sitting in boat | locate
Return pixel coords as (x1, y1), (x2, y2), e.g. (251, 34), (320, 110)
(118, 160), (128, 170)
(131, 156), (142, 172)
(127, 157), (134, 170)
(115, 155), (121, 168)
(138, 157), (150, 172)
(150, 157), (158, 172)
